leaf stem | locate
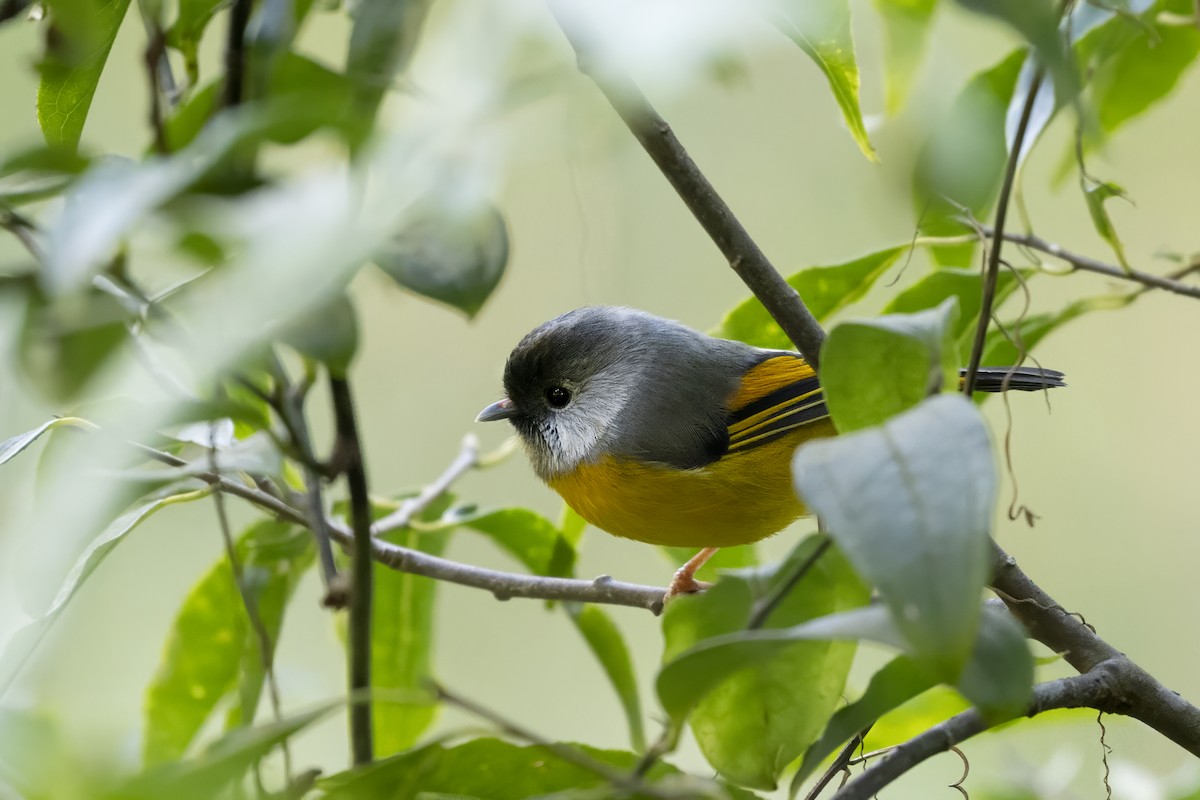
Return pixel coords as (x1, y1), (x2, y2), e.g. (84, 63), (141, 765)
(329, 376), (374, 766)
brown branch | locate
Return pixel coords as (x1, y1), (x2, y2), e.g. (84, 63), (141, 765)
(223, 0), (252, 108)
(546, 0), (826, 368)
(983, 227), (1200, 300)
(963, 68), (1045, 396)
(328, 376), (374, 766)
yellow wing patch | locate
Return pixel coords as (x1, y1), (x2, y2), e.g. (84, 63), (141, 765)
(726, 355), (829, 453)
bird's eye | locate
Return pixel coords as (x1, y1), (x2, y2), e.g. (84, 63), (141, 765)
(545, 386), (572, 409)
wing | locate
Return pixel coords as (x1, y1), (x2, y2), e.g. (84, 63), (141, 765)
(725, 354), (829, 454)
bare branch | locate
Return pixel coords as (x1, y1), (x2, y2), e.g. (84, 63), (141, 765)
(371, 434), (482, 534)
(546, 0), (826, 368)
(328, 376), (375, 766)
(963, 68), (1044, 396)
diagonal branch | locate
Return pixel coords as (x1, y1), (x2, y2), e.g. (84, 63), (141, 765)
(547, 0), (826, 368)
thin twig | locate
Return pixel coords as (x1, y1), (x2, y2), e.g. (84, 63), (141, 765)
(371, 434), (481, 533)
(328, 376), (374, 766)
(963, 67), (1045, 396)
(207, 428), (292, 781)
(547, 0), (826, 368)
(142, 22), (169, 154)
(801, 727), (872, 800)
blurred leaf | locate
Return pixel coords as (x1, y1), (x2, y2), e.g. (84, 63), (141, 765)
(0, 708), (84, 798)
(792, 395), (995, 676)
(1082, 179), (1132, 270)
(872, 0), (938, 114)
(956, 606), (1033, 720)
(768, 0), (877, 161)
(119, 702), (338, 800)
(346, 0), (434, 134)
(144, 520), (313, 764)
(863, 683), (968, 750)
(915, 50), (1024, 265)
(659, 536), (868, 790)
(566, 603), (645, 751)
(372, 524), (450, 757)
(954, 0), (1073, 102)
(0, 416), (96, 466)
(714, 247), (905, 349)
(794, 655), (936, 786)
(44, 114), (267, 293)
(1089, 20), (1200, 138)
(820, 298), (959, 433)
(278, 293), (359, 378)
(20, 287), (131, 402)
(167, 0), (224, 83)
(375, 200), (510, 319)
(0, 146), (89, 204)
(318, 736), (762, 799)
(884, 266), (1027, 347)
(37, 0), (133, 150)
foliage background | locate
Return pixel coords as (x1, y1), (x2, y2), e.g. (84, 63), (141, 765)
(1, 0), (1198, 795)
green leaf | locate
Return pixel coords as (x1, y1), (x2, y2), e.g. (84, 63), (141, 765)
(884, 266), (1026, 347)
(167, 0), (225, 83)
(1089, 20), (1200, 138)
(954, 0), (1074, 102)
(956, 605), (1033, 721)
(0, 708), (81, 798)
(118, 702), (339, 800)
(460, 507), (568, 576)
(0, 145), (89, 205)
(318, 736), (762, 800)
(714, 247), (905, 349)
(371, 525), (450, 757)
(661, 544), (759, 583)
(278, 293), (359, 377)
(1082, 179), (1132, 270)
(375, 199), (510, 319)
(144, 520), (313, 764)
(793, 655), (937, 787)
(659, 536), (868, 790)
(982, 292), (1135, 367)
(37, 0), (133, 150)
(872, 0), (938, 114)
(792, 395), (995, 676)
(768, 0), (877, 161)
(863, 684), (968, 751)
(0, 416), (96, 466)
(914, 50), (1024, 265)
(20, 287), (132, 402)
(820, 298), (960, 433)
(345, 0), (434, 136)
(566, 603), (645, 752)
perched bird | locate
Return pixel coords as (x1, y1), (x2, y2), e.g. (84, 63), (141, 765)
(477, 306), (1063, 598)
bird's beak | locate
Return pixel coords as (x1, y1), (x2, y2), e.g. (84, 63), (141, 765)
(476, 397), (517, 422)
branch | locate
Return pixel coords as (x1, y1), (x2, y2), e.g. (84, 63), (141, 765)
(328, 376), (374, 766)
(371, 434), (481, 534)
(985, 227), (1200, 300)
(963, 68), (1044, 395)
(831, 670), (1120, 800)
(546, 1), (826, 368)
(136, 440), (669, 613)
(223, 0), (252, 107)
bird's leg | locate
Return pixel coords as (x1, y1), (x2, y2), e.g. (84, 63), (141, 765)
(665, 547), (719, 601)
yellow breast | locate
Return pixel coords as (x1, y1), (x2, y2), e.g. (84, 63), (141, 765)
(548, 418), (835, 548)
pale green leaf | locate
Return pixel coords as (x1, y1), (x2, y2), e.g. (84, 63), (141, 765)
(0, 416), (96, 466)
(872, 0), (938, 114)
(566, 604), (645, 751)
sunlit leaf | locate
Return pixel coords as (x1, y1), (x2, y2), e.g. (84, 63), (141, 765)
(372, 524), (450, 757)
(820, 298), (959, 433)
(659, 536), (868, 790)
(375, 200), (510, 319)
(0, 416), (96, 467)
(144, 520), (313, 764)
(37, 0), (133, 150)
(318, 736), (762, 799)
(566, 603), (645, 751)
(872, 0), (938, 114)
(768, 0), (877, 161)
(714, 247), (905, 349)
(793, 395), (995, 676)
(460, 507), (566, 576)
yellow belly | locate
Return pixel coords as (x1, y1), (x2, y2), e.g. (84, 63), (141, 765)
(548, 419), (835, 548)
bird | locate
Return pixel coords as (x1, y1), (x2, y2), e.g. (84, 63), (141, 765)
(476, 306), (1064, 599)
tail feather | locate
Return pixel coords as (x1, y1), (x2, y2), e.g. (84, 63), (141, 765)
(963, 366), (1066, 393)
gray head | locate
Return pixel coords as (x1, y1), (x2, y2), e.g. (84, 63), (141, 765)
(477, 307), (763, 478)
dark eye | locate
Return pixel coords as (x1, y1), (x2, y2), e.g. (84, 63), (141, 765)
(545, 386), (571, 408)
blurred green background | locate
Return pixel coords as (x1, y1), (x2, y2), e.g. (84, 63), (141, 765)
(2, 0), (1199, 796)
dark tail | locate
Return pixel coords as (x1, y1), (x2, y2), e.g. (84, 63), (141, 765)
(961, 366), (1066, 393)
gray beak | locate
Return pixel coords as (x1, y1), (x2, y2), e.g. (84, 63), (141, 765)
(476, 397), (517, 422)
